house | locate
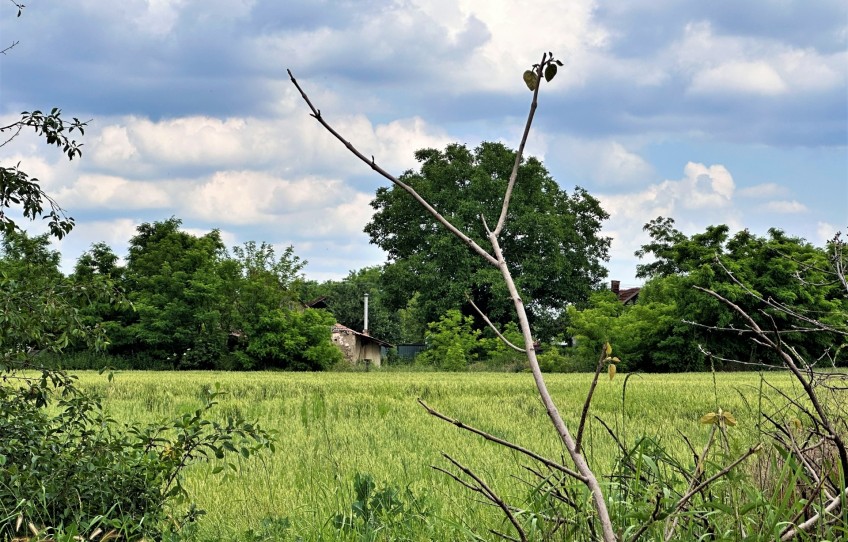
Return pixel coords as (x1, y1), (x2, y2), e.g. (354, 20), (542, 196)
(611, 280), (640, 305)
(331, 323), (393, 367)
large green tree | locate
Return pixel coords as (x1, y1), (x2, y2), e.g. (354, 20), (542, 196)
(365, 141), (610, 341)
(118, 218), (229, 368)
(631, 218), (847, 370)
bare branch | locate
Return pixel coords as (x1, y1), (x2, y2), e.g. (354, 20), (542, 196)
(467, 297), (525, 353)
(695, 285), (848, 477)
(575, 345), (609, 453)
(1, 40), (19, 55)
(441, 453), (528, 542)
(665, 442), (762, 541)
(290, 55), (617, 542)
(712, 256), (847, 337)
(493, 52), (547, 237)
(286, 69), (498, 267)
(418, 399), (586, 481)
(780, 486), (848, 541)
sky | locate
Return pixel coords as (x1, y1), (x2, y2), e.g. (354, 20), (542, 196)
(1, 0), (846, 288)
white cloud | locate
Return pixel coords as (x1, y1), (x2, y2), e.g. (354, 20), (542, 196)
(816, 221), (839, 244)
(54, 174), (171, 209)
(758, 200), (808, 214)
(543, 136), (654, 186)
(184, 171), (293, 225)
(51, 218), (141, 273)
(737, 183), (787, 198)
(690, 61), (787, 96)
(183, 227), (239, 249)
(85, 111), (450, 181)
(676, 21), (846, 96)
(598, 161), (742, 283)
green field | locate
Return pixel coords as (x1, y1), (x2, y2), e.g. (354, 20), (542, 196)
(73, 370), (799, 540)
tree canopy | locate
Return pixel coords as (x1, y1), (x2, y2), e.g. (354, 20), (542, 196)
(365, 141), (610, 341)
(567, 218), (847, 372)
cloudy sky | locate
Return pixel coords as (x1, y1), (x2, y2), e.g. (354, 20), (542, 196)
(2, 1), (846, 287)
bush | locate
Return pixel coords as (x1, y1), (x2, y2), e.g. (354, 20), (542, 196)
(417, 310), (481, 370)
(0, 374), (274, 540)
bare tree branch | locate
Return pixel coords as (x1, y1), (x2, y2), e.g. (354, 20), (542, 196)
(664, 442), (761, 541)
(695, 285), (848, 478)
(575, 345), (609, 453)
(1, 40), (19, 55)
(780, 486), (848, 541)
(441, 453), (528, 542)
(289, 54), (617, 542)
(467, 297), (525, 353)
(492, 53), (547, 237)
(418, 399), (585, 481)
(286, 69), (499, 268)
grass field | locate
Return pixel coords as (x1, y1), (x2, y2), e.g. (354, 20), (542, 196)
(72, 370), (801, 540)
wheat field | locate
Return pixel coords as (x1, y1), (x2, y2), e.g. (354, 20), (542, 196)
(71, 370), (796, 540)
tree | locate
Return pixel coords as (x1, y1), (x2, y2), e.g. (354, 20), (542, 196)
(247, 307), (342, 370)
(366, 141), (610, 341)
(72, 241), (123, 281)
(566, 280), (689, 372)
(635, 217), (847, 369)
(416, 310), (481, 370)
(222, 240), (308, 369)
(120, 218), (230, 368)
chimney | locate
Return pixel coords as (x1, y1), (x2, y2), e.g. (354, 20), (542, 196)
(363, 293), (369, 335)
(610, 280), (620, 295)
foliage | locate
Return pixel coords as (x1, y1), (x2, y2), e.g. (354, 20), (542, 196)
(564, 219), (848, 372)
(479, 321), (527, 370)
(0, 109), (87, 239)
(366, 141), (610, 341)
(333, 472), (430, 539)
(417, 310), (481, 370)
(0, 231), (119, 369)
(633, 218), (848, 369)
(92, 220), (327, 371)
(0, 379), (273, 540)
(311, 266), (402, 344)
(246, 307), (343, 370)
(115, 218), (227, 367)
(566, 284), (685, 372)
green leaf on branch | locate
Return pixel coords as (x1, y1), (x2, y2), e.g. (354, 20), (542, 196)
(523, 70), (538, 91)
(544, 63), (557, 82)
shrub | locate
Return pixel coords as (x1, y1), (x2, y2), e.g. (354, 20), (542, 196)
(0, 375), (274, 540)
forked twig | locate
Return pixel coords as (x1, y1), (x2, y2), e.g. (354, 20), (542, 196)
(418, 399), (586, 482)
(438, 453), (528, 542)
(467, 297), (525, 353)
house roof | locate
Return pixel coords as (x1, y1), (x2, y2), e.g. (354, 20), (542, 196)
(331, 323), (394, 348)
(617, 287), (640, 304)
(305, 296), (329, 309)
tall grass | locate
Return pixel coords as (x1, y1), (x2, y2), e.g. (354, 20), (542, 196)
(72, 370), (796, 540)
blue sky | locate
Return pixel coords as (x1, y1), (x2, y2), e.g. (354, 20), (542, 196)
(2, 0), (846, 287)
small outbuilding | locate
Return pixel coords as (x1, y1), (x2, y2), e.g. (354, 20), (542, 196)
(331, 323), (393, 367)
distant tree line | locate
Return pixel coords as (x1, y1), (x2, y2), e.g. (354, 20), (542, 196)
(3, 144), (842, 372)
